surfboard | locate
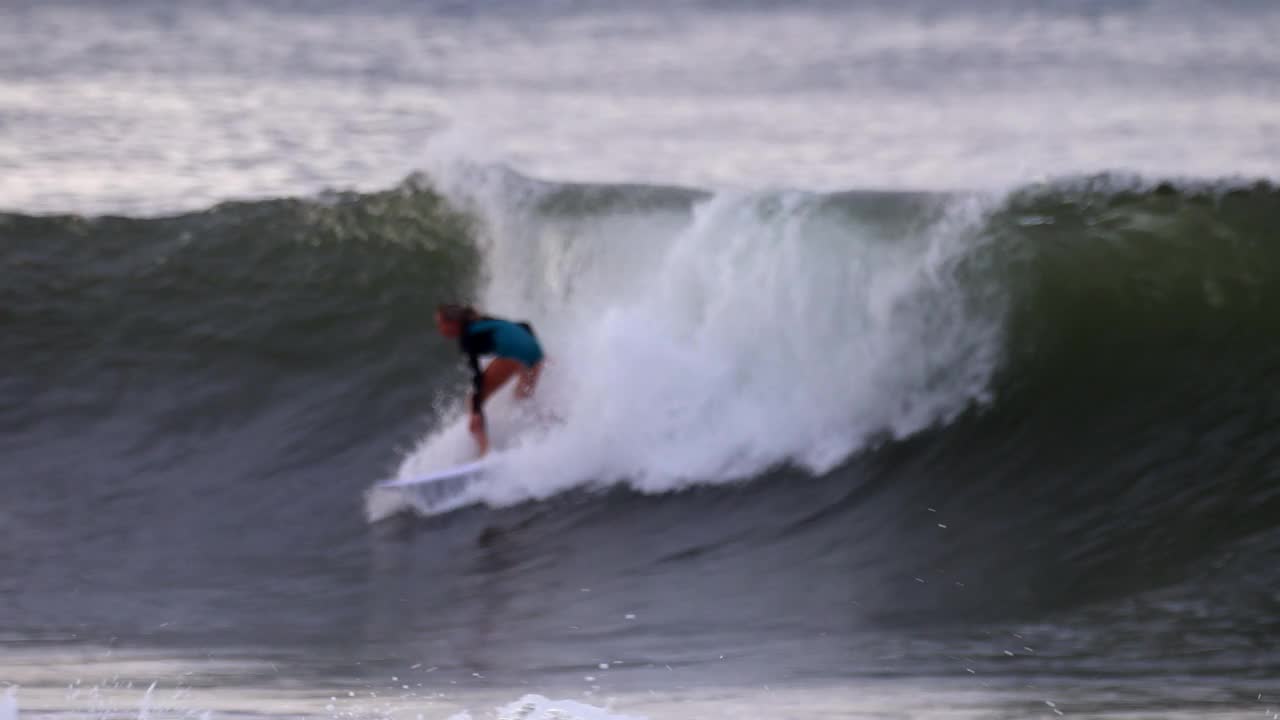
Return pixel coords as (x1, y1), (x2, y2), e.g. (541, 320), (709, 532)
(377, 457), (493, 489)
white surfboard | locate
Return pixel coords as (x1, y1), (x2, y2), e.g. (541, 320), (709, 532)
(377, 457), (494, 489)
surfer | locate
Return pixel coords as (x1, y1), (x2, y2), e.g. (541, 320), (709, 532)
(434, 303), (545, 456)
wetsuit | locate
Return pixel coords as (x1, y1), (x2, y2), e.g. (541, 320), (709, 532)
(459, 317), (543, 415)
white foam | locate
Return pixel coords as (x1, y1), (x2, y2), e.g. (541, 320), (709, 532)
(495, 695), (643, 720)
(0, 688), (17, 720)
(379, 159), (1007, 515)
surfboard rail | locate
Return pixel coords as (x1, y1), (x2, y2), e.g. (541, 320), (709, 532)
(376, 457), (493, 489)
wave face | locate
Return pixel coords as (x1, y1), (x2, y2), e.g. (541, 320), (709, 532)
(3, 173), (1279, 690)
(0, 187), (483, 641)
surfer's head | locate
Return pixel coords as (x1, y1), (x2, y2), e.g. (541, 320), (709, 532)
(435, 303), (477, 338)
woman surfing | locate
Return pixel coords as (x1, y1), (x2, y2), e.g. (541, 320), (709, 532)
(434, 303), (545, 456)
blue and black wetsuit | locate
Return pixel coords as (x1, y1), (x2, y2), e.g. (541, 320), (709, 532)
(459, 317), (544, 415)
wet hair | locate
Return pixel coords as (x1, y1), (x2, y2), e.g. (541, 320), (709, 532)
(436, 303), (479, 324)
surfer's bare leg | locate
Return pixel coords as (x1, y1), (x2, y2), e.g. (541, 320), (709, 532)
(482, 358), (522, 397)
(516, 360), (543, 399)
(470, 359), (520, 456)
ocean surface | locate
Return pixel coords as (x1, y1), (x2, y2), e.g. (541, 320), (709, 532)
(3, 1), (1280, 719)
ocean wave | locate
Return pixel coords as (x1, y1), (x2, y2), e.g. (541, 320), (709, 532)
(4, 170), (1279, 628)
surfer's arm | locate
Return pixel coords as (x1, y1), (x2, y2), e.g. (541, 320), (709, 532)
(467, 351), (485, 420)
(466, 352), (489, 456)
